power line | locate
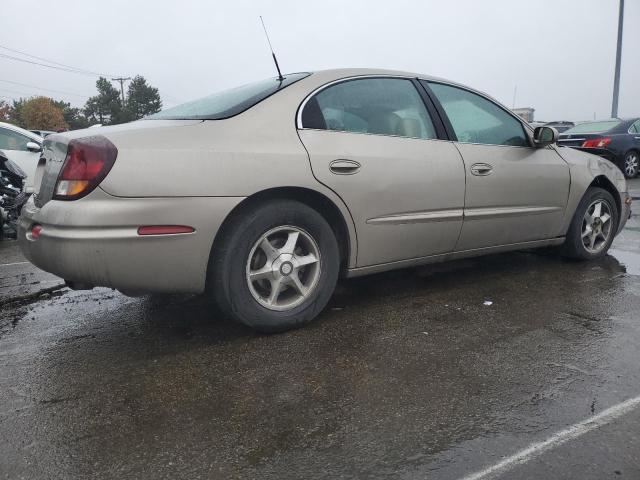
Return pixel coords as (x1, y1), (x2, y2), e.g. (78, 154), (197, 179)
(0, 87), (43, 97)
(0, 44), (120, 77)
(0, 79), (90, 98)
(0, 86), (86, 103)
(0, 53), (104, 76)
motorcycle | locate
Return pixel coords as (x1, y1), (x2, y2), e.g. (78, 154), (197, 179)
(0, 150), (28, 240)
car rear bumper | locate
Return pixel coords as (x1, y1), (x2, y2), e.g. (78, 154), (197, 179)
(18, 188), (244, 294)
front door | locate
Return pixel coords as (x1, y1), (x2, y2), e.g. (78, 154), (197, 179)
(298, 77), (466, 267)
(424, 81), (570, 251)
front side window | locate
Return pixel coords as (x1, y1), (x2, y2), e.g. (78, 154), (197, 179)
(426, 82), (528, 147)
(0, 128), (31, 151)
(148, 73), (309, 120)
(301, 78), (437, 140)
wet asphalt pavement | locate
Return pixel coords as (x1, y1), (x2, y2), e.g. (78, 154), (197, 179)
(2, 181), (640, 479)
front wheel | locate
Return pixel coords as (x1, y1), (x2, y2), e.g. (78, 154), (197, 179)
(621, 151), (639, 178)
(561, 187), (618, 260)
(210, 200), (340, 332)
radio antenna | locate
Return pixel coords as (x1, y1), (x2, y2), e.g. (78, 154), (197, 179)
(259, 16), (284, 82)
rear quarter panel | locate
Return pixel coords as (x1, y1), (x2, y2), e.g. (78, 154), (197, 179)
(89, 73), (361, 267)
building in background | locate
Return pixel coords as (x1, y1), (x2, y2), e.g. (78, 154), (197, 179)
(513, 107), (535, 122)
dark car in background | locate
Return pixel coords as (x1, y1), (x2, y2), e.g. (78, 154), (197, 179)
(543, 121), (574, 133)
(558, 118), (640, 178)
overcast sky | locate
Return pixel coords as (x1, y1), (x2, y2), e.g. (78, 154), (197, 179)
(2, 0), (639, 122)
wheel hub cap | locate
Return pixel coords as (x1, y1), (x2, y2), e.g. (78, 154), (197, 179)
(246, 226), (322, 311)
(279, 260), (293, 276)
(581, 199), (613, 254)
(626, 155), (638, 176)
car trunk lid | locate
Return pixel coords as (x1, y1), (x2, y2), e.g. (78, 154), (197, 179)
(557, 132), (603, 148)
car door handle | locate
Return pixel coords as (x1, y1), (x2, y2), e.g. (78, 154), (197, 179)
(470, 163), (493, 176)
(329, 159), (361, 175)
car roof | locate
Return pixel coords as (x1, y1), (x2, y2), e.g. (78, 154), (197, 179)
(308, 68), (473, 90)
(304, 68), (514, 119)
(0, 121), (43, 142)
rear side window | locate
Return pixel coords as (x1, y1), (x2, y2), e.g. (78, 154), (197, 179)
(629, 120), (640, 134)
(564, 120), (621, 134)
(0, 128), (31, 151)
(301, 78), (437, 140)
(426, 82), (528, 147)
(148, 73), (309, 120)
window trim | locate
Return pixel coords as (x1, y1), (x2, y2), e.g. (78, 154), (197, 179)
(295, 75), (448, 141)
(419, 79), (535, 149)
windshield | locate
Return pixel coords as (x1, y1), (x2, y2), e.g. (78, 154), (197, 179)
(147, 73), (310, 120)
(563, 120), (621, 134)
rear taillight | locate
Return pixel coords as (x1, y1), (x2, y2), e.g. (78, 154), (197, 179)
(53, 136), (117, 200)
(582, 137), (612, 148)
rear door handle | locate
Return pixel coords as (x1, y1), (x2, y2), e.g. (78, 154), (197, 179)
(329, 159), (361, 175)
(470, 163), (493, 176)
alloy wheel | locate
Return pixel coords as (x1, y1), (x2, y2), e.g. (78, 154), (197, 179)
(246, 225), (321, 311)
(625, 153), (639, 177)
(581, 199), (613, 254)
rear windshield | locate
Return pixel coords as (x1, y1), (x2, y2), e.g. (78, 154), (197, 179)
(563, 120), (621, 134)
(147, 73), (310, 120)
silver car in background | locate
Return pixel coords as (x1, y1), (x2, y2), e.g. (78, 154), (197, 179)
(18, 69), (631, 331)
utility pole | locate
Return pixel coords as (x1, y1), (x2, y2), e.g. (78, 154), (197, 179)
(111, 77), (131, 105)
(611, 0), (624, 118)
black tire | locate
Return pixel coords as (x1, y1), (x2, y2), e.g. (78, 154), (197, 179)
(561, 187), (619, 260)
(210, 200), (340, 333)
(621, 151), (639, 178)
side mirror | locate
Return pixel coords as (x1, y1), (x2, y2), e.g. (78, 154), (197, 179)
(26, 141), (42, 153)
(533, 126), (558, 147)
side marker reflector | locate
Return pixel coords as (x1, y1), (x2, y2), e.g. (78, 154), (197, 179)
(137, 225), (195, 236)
(30, 224), (43, 240)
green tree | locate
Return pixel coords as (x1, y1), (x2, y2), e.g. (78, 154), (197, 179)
(84, 77), (122, 125)
(0, 100), (11, 122)
(126, 75), (162, 120)
(53, 100), (90, 130)
(8, 98), (27, 127)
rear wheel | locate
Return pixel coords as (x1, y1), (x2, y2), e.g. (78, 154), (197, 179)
(210, 200), (340, 332)
(561, 187), (618, 260)
(622, 151), (639, 178)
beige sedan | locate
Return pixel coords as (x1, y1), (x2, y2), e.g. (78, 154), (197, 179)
(19, 69), (631, 331)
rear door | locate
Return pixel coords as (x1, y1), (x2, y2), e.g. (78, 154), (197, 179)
(297, 77), (466, 267)
(423, 81), (570, 251)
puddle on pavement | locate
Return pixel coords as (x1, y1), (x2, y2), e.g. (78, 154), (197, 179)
(609, 249), (640, 276)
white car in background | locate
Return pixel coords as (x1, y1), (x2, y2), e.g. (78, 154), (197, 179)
(30, 129), (56, 138)
(0, 122), (43, 193)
